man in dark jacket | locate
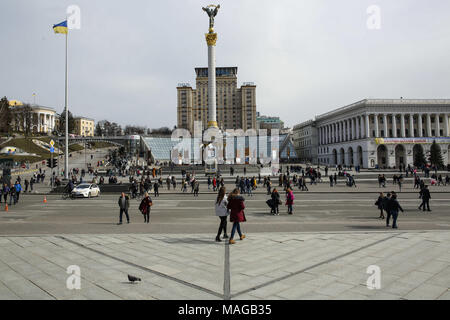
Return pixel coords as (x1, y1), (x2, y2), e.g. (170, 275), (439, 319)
(389, 194), (404, 229)
(117, 192), (130, 224)
(419, 185), (431, 212)
(384, 193), (392, 227)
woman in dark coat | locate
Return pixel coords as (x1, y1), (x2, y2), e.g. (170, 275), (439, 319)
(270, 188), (281, 215)
(375, 192), (385, 219)
(226, 188), (246, 244)
(139, 192), (153, 223)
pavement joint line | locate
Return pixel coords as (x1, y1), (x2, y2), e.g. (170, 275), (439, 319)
(55, 235), (225, 299)
(1, 229), (448, 238)
(223, 241), (231, 300)
(229, 232), (401, 299)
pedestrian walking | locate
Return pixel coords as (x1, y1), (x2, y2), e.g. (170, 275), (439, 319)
(226, 188), (246, 244)
(215, 187), (229, 242)
(384, 192), (392, 226)
(388, 193), (404, 229)
(193, 180), (200, 197)
(270, 188), (281, 215)
(286, 188), (294, 214)
(2, 184), (9, 203)
(9, 183), (16, 205)
(153, 181), (159, 197)
(139, 192), (153, 223)
(14, 181), (22, 204)
(117, 192), (130, 224)
(24, 179), (29, 193)
(419, 185), (431, 212)
(375, 192), (385, 219)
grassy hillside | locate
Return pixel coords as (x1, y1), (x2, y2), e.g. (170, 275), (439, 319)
(0, 137), (85, 163)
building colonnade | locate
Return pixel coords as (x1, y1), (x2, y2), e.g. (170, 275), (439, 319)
(317, 113), (450, 145)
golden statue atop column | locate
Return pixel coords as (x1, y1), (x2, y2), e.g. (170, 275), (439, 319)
(202, 4), (220, 128)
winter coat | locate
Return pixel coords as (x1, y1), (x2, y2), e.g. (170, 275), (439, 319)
(139, 196), (152, 215)
(118, 195), (130, 210)
(227, 195), (246, 223)
(215, 196), (229, 217)
(286, 191), (294, 205)
(271, 192), (281, 206)
(14, 183), (22, 192)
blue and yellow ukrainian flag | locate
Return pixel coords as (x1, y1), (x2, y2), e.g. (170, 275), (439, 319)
(53, 20), (68, 34)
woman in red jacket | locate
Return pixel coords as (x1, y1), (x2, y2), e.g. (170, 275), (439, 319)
(226, 188), (246, 244)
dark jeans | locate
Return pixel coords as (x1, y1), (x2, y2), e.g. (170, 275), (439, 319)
(287, 204), (293, 214)
(16, 191), (20, 203)
(154, 190), (159, 197)
(230, 222), (242, 239)
(271, 205), (279, 214)
(144, 212), (150, 222)
(392, 211), (399, 228)
(216, 216), (227, 238)
(421, 199), (430, 211)
(386, 211), (392, 226)
(119, 208), (129, 223)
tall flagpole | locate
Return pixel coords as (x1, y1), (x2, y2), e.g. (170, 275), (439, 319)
(64, 30), (69, 179)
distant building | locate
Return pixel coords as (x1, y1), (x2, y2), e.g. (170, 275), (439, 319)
(292, 120), (318, 164)
(73, 117), (95, 137)
(256, 112), (284, 133)
(9, 101), (56, 134)
(293, 99), (450, 168)
(177, 67), (257, 132)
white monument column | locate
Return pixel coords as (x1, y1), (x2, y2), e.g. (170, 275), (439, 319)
(355, 117), (360, 139)
(426, 114), (432, 137)
(37, 112), (41, 132)
(383, 114), (388, 137)
(348, 119), (351, 140)
(444, 114), (449, 137)
(206, 36), (217, 128)
(409, 114), (414, 137)
(365, 114), (370, 138)
(203, 5), (220, 128)
(351, 118), (355, 140)
(392, 114), (397, 138)
(400, 114), (405, 137)
(327, 125), (330, 144)
(374, 115), (379, 138)
(418, 114), (423, 137)
(436, 114), (441, 137)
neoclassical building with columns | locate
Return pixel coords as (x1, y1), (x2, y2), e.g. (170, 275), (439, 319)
(296, 99), (450, 168)
(9, 102), (56, 134)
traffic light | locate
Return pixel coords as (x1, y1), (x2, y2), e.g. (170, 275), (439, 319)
(52, 158), (58, 168)
(46, 158), (52, 168)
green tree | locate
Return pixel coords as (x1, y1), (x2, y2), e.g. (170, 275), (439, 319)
(0, 96), (12, 134)
(413, 145), (426, 168)
(429, 140), (444, 168)
(16, 104), (33, 136)
(58, 109), (75, 134)
(94, 123), (103, 136)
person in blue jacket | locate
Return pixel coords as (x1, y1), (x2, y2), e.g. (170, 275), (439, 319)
(14, 181), (22, 204)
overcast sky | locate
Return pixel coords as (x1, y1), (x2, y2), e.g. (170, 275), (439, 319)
(1, 0), (450, 129)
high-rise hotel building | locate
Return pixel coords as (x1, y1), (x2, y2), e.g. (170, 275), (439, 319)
(177, 67), (256, 133)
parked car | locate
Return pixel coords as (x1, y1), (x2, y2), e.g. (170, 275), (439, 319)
(71, 183), (100, 198)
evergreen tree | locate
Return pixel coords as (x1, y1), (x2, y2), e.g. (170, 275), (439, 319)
(429, 140), (444, 168)
(0, 96), (12, 134)
(413, 145), (426, 167)
(94, 123), (103, 136)
(58, 109), (75, 134)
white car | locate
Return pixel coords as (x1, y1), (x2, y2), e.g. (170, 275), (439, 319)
(71, 183), (100, 198)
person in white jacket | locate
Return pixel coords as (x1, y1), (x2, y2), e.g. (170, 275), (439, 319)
(215, 186), (229, 242)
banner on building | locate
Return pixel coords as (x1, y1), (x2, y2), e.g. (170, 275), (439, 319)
(375, 137), (450, 145)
